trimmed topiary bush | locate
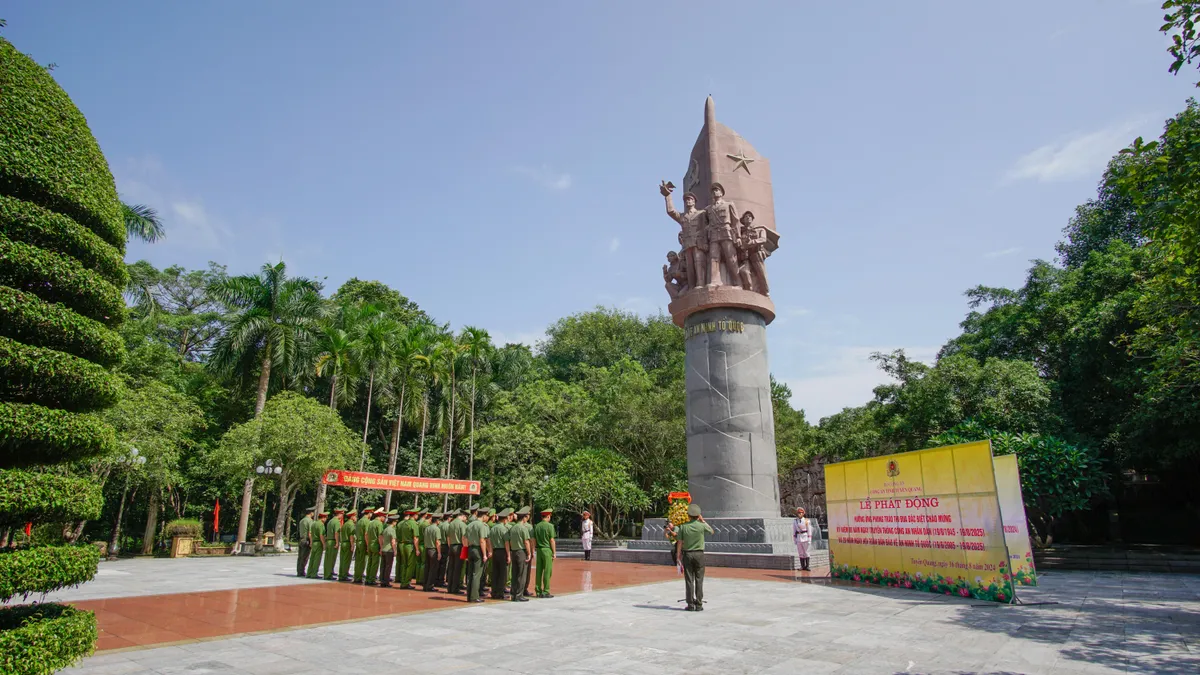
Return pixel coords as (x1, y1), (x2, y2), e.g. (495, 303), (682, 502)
(0, 604), (97, 675)
(165, 518), (203, 539)
(0, 545), (100, 602)
(0, 36), (126, 672)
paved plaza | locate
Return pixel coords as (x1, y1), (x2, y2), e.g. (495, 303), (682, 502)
(47, 556), (1200, 675)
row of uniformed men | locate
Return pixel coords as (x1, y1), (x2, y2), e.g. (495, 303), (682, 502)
(296, 504), (560, 602)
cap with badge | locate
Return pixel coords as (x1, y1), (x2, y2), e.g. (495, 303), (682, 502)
(687, 503), (702, 517)
(515, 506), (531, 516)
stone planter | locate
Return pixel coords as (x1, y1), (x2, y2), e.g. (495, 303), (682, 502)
(192, 546), (230, 556)
(169, 535), (195, 558)
(92, 540), (108, 557)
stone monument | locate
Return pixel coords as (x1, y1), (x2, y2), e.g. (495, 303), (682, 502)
(596, 97), (826, 569)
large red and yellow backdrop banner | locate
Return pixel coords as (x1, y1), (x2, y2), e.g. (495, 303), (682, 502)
(824, 441), (1018, 603)
(321, 470), (480, 495)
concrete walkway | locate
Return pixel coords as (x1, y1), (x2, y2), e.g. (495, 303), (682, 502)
(62, 564), (1200, 675)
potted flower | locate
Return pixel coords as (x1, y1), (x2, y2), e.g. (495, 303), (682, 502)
(165, 519), (203, 558)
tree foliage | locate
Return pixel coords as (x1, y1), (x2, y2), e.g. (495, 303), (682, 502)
(537, 448), (650, 538)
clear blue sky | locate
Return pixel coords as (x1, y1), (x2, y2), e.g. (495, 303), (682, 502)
(5, 1), (1194, 420)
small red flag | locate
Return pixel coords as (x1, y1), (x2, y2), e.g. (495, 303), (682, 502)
(24, 522), (32, 538)
(213, 499), (220, 535)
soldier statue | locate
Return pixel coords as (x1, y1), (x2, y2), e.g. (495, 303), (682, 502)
(704, 182), (741, 288)
(664, 250), (689, 299)
(737, 210), (771, 295)
(661, 181), (708, 290)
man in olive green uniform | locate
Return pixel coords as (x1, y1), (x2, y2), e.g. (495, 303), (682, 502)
(422, 512), (443, 592)
(338, 509), (357, 581)
(379, 512), (398, 588)
(464, 506), (491, 603)
(482, 509), (497, 593)
(437, 511), (454, 588)
(506, 506), (532, 602)
(415, 510), (429, 585)
(296, 507), (315, 577)
(397, 509), (419, 589)
(446, 510), (466, 595)
(489, 509), (512, 599)
(306, 511), (328, 579)
(675, 503), (714, 611)
(354, 508), (373, 583)
(533, 509), (557, 598)
(321, 507), (343, 580)
(365, 508), (384, 586)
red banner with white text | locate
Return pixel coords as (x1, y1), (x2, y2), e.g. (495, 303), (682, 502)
(321, 470), (480, 494)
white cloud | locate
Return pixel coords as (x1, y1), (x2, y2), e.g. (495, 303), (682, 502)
(489, 329), (547, 349)
(1004, 118), (1150, 183)
(609, 237), (621, 253)
(984, 246), (1020, 259)
(781, 345), (939, 422)
(512, 164), (572, 191)
(114, 155), (230, 251)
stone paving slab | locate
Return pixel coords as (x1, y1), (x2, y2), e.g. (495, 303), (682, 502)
(62, 570), (1200, 675)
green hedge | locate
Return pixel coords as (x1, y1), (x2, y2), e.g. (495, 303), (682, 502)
(0, 195), (126, 287)
(0, 402), (118, 469)
(165, 518), (203, 538)
(0, 39), (124, 251)
(0, 470), (104, 527)
(0, 545), (100, 603)
(0, 604), (96, 675)
(0, 236), (123, 326)
(0, 336), (120, 412)
(0, 286), (124, 368)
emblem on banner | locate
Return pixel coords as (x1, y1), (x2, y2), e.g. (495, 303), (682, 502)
(325, 470), (340, 483)
(886, 460), (899, 478)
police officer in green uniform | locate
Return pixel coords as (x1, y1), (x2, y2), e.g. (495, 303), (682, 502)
(415, 510), (429, 585)
(380, 512), (398, 588)
(338, 508), (357, 582)
(437, 510), (454, 588)
(482, 508), (497, 593)
(399, 509), (419, 589)
(675, 503), (714, 611)
(506, 506), (532, 602)
(422, 512), (443, 591)
(533, 508), (557, 598)
(354, 508), (373, 583)
(365, 508), (384, 585)
(445, 510), (466, 594)
(489, 508), (512, 599)
(296, 507), (315, 577)
(306, 511), (328, 579)
(322, 507), (343, 580)
(464, 506), (490, 603)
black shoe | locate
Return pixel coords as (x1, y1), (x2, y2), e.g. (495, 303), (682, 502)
(472, 599), (485, 603)
(685, 605), (696, 612)
(696, 604), (704, 611)
(515, 597), (530, 602)
(543, 593), (554, 598)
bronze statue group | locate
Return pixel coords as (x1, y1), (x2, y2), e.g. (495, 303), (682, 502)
(295, 504), (559, 602)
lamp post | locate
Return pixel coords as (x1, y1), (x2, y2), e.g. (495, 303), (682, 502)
(252, 460), (283, 552)
(108, 446), (146, 560)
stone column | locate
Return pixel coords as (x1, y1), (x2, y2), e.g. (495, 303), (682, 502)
(684, 307), (781, 519)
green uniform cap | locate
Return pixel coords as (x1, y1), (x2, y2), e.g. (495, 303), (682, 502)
(687, 503), (702, 517)
(540, 508), (553, 515)
(468, 503), (479, 511)
(388, 514), (399, 521)
(487, 508), (496, 516)
(497, 508), (512, 518)
(476, 507), (489, 514)
(361, 508), (373, 515)
(515, 506), (531, 516)
(333, 507), (345, 513)
(404, 509), (417, 515)
(319, 511), (329, 517)
(304, 506), (315, 512)
(418, 509), (427, 516)
(432, 511), (443, 518)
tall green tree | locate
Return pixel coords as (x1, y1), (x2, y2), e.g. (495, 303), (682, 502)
(459, 325), (493, 482)
(206, 261), (322, 545)
(348, 307), (398, 510)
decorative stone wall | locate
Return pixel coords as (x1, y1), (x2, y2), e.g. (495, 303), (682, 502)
(779, 457), (827, 527)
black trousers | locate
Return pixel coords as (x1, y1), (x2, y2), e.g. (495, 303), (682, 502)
(437, 543), (450, 586)
(490, 549), (509, 599)
(297, 541), (311, 577)
(380, 551), (395, 587)
(447, 544), (463, 593)
(683, 550), (705, 608)
(423, 548), (440, 591)
(509, 550), (528, 601)
(466, 545), (484, 601)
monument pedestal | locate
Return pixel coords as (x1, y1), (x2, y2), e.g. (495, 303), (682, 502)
(593, 517), (828, 570)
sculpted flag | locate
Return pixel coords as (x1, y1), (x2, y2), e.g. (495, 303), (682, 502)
(322, 470), (481, 495)
(824, 441), (1018, 604)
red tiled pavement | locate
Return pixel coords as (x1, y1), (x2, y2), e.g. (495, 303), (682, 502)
(73, 559), (827, 652)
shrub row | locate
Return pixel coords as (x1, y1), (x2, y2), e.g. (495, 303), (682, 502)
(0, 236), (124, 326)
(0, 336), (120, 412)
(0, 195), (126, 286)
(0, 545), (100, 603)
(165, 519), (203, 538)
(0, 603), (96, 675)
(0, 470), (104, 527)
(0, 402), (118, 470)
(0, 39), (124, 251)
(0, 286), (124, 368)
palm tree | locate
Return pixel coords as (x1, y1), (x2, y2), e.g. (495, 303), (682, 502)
(379, 321), (432, 511)
(459, 326), (493, 483)
(349, 307), (399, 510)
(122, 202), (165, 243)
(410, 331), (443, 509)
(207, 261), (322, 545)
(430, 333), (466, 511)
